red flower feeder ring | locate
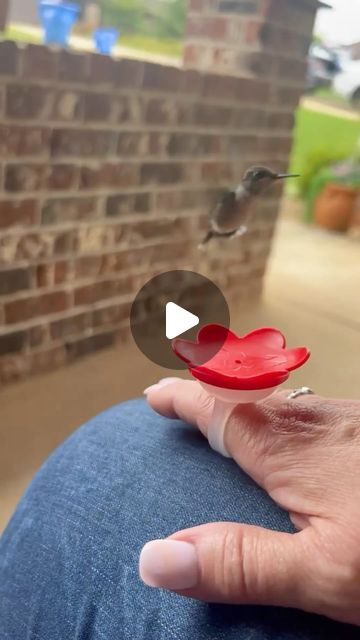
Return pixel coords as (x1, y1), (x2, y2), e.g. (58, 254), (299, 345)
(172, 324), (310, 457)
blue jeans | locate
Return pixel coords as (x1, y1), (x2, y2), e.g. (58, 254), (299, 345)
(1, 399), (358, 639)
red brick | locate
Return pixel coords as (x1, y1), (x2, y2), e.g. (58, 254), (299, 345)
(240, 51), (275, 76)
(80, 163), (139, 189)
(187, 16), (229, 40)
(0, 330), (27, 356)
(92, 303), (131, 327)
(114, 59), (144, 88)
(74, 278), (133, 306)
(30, 346), (67, 375)
(126, 96), (145, 123)
(264, 0), (316, 34)
(6, 85), (54, 120)
(201, 162), (233, 183)
(145, 98), (178, 125)
(167, 133), (223, 156)
(156, 189), (205, 211)
(275, 58), (307, 82)
(245, 19), (263, 43)
(66, 332), (115, 360)
(232, 107), (266, 128)
(115, 96), (132, 123)
(266, 111), (294, 130)
(50, 129), (116, 157)
(22, 44), (58, 80)
(236, 77), (269, 102)
(257, 135), (292, 155)
(53, 91), (83, 121)
(42, 197), (100, 225)
(76, 225), (117, 254)
(50, 312), (92, 340)
(88, 53), (116, 85)
(36, 263), (54, 288)
(58, 50), (88, 83)
(149, 133), (170, 155)
(83, 92), (114, 121)
(274, 85), (301, 108)
(35, 261), (73, 287)
(5, 291), (70, 324)
(202, 74), (239, 100)
(0, 85), (4, 116)
(29, 324), (49, 348)
(46, 164), (79, 190)
(218, 0), (259, 12)
(5, 164), (46, 192)
(179, 70), (204, 95)
(0, 41), (19, 75)
(0, 353), (31, 384)
(100, 250), (135, 274)
(260, 23), (310, 57)
(142, 63), (181, 92)
(140, 163), (183, 185)
(106, 193), (151, 217)
(194, 104), (233, 127)
(188, 0), (205, 9)
(117, 132), (149, 156)
(0, 125), (51, 158)
(0, 268), (31, 295)
(75, 256), (102, 279)
(129, 218), (186, 242)
(0, 199), (39, 229)
(54, 260), (73, 285)
(9, 230), (75, 263)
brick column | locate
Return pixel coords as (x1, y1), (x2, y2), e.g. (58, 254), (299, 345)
(0, 0), (9, 31)
(184, 0), (323, 86)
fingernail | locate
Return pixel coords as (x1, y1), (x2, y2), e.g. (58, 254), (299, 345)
(143, 378), (180, 395)
(139, 540), (198, 590)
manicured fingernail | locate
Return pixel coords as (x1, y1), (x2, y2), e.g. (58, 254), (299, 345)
(139, 540), (198, 590)
(144, 378), (180, 395)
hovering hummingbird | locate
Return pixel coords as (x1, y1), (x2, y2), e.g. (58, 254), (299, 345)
(199, 166), (300, 246)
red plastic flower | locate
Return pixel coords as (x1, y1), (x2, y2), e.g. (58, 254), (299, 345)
(172, 324), (310, 391)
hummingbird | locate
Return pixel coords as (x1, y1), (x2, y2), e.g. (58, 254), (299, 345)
(199, 166), (300, 246)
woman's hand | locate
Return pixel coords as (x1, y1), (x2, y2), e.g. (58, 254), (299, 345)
(139, 379), (360, 626)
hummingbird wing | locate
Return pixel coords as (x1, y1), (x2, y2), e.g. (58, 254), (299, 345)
(209, 190), (236, 224)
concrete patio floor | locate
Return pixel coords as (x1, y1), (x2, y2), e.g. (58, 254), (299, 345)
(1, 217), (359, 531)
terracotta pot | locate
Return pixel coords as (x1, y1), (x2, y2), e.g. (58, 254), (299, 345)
(314, 182), (358, 232)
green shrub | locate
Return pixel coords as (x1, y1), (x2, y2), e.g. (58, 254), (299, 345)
(297, 149), (350, 200)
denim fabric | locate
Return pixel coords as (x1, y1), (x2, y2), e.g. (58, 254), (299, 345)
(0, 398), (358, 639)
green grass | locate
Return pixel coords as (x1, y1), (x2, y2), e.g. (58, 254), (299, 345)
(4, 24), (181, 58)
(120, 34), (181, 58)
(311, 86), (351, 108)
(4, 25), (41, 44)
(289, 106), (360, 183)
(288, 105), (360, 221)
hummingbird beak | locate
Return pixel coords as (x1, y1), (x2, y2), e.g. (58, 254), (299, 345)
(275, 173), (300, 180)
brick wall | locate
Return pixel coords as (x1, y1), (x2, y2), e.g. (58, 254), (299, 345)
(0, 0), (319, 384)
(0, 0), (9, 31)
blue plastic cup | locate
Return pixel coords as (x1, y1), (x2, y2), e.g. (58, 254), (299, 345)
(39, 2), (80, 46)
(94, 27), (119, 55)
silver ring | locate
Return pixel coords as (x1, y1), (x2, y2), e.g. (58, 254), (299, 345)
(287, 387), (315, 400)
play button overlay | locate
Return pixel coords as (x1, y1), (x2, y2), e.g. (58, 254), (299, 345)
(130, 270), (230, 370)
(166, 302), (199, 339)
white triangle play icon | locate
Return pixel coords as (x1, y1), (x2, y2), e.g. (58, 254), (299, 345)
(166, 302), (199, 340)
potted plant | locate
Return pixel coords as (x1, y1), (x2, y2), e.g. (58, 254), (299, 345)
(314, 181), (359, 232)
(39, 1), (80, 46)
